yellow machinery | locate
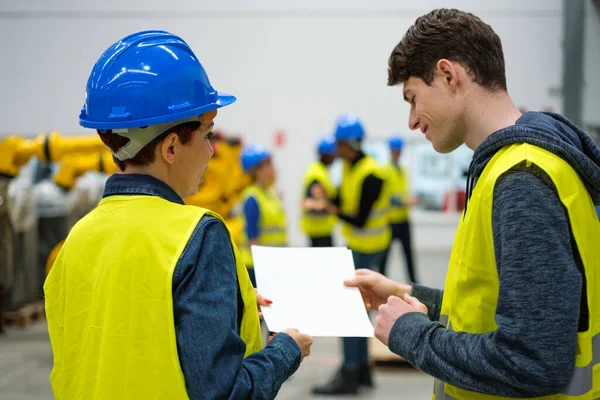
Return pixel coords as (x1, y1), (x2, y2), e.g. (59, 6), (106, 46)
(0, 132), (109, 315)
(46, 133), (249, 227)
(53, 150), (118, 190)
(183, 136), (250, 245)
(0, 132), (107, 179)
(37, 133), (251, 274)
(1, 131), (250, 324)
(1, 132), (250, 280)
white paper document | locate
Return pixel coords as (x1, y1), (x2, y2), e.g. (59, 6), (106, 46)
(251, 246), (374, 337)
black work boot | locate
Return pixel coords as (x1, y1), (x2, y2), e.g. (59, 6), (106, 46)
(358, 363), (374, 387)
(312, 367), (359, 395)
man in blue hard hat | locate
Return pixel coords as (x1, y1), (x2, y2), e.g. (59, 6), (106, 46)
(238, 144), (287, 287)
(311, 115), (391, 395)
(378, 135), (418, 282)
(44, 30), (311, 400)
(300, 136), (338, 247)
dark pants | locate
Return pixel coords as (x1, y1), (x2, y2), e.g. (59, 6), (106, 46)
(343, 249), (385, 368)
(310, 235), (333, 247)
(379, 221), (417, 283)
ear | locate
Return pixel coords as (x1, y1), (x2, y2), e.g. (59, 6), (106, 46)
(436, 59), (459, 91)
(159, 132), (179, 165)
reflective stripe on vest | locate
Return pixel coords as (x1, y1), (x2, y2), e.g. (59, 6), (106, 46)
(260, 225), (287, 235)
(345, 207), (391, 238)
(349, 225), (389, 238)
(301, 161), (337, 237)
(340, 156), (391, 253)
(384, 163), (410, 223)
(240, 184), (287, 266)
(44, 196), (262, 400)
(304, 210), (334, 220)
(563, 333), (600, 396)
(434, 377), (456, 400)
(435, 143), (600, 400)
(436, 314), (600, 398)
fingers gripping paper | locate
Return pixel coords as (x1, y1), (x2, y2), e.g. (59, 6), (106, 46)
(251, 246), (374, 337)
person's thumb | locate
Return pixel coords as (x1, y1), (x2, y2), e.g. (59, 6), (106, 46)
(343, 276), (360, 287)
(344, 274), (375, 287)
(403, 293), (428, 313)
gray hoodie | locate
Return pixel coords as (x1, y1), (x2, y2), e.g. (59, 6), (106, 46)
(389, 112), (600, 397)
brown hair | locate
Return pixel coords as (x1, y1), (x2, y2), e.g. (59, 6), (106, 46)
(98, 121), (200, 171)
(388, 9), (507, 91)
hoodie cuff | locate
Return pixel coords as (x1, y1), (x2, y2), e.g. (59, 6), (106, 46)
(388, 312), (433, 363)
(411, 284), (443, 322)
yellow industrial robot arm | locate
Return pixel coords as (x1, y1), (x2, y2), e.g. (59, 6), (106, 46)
(0, 132), (106, 178)
(53, 150), (118, 190)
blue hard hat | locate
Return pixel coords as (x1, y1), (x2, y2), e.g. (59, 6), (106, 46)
(334, 114), (365, 141)
(317, 136), (336, 156)
(79, 30), (236, 130)
(241, 144), (271, 173)
(388, 135), (404, 151)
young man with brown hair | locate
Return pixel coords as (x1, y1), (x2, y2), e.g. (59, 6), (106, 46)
(346, 8), (600, 399)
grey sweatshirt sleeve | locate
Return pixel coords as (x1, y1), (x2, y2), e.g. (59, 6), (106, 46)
(388, 169), (581, 397)
(411, 284), (443, 322)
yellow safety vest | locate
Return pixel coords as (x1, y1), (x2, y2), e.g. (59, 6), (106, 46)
(384, 162), (410, 223)
(435, 144), (600, 400)
(301, 161), (337, 238)
(44, 195), (262, 400)
(340, 156), (391, 253)
(240, 184), (287, 267)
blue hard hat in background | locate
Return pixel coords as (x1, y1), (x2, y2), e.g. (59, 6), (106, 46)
(388, 135), (405, 151)
(240, 144), (271, 173)
(334, 114), (365, 141)
(79, 30), (236, 130)
(317, 136), (336, 156)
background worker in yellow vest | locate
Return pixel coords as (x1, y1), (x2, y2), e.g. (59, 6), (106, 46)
(301, 136), (337, 247)
(44, 30), (312, 400)
(378, 135), (418, 282)
(311, 114), (391, 396)
(239, 144), (287, 288)
(344, 8), (600, 399)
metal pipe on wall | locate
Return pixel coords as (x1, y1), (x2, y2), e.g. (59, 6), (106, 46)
(562, 0), (586, 127)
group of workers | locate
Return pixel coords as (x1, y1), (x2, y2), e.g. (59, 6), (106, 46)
(44, 7), (600, 400)
(238, 123), (416, 280)
(237, 116), (418, 395)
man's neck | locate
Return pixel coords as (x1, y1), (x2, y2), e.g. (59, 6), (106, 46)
(346, 151), (364, 165)
(255, 180), (270, 190)
(462, 89), (523, 151)
(120, 164), (181, 196)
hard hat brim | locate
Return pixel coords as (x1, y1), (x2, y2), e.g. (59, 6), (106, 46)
(80, 91), (237, 130)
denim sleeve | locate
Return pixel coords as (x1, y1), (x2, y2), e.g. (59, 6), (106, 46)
(243, 196), (260, 240)
(388, 170), (580, 397)
(173, 216), (302, 400)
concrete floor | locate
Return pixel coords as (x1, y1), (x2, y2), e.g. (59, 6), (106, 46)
(1, 217), (453, 399)
(0, 320), (434, 399)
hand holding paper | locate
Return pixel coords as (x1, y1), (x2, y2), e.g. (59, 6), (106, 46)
(251, 246), (374, 337)
(343, 268), (411, 310)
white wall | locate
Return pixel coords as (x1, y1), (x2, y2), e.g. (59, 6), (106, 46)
(0, 0), (564, 248)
